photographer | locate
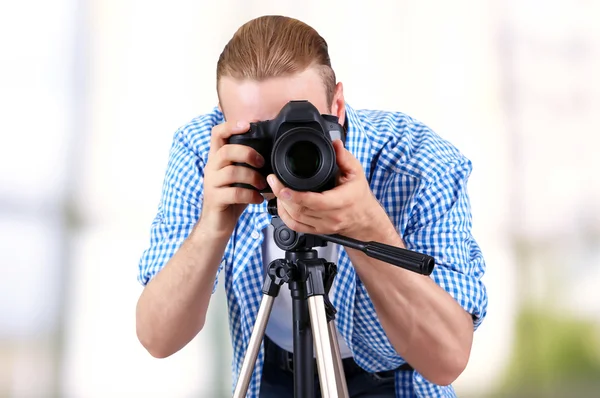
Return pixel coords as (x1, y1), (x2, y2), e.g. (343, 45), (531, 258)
(135, 15), (487, 398)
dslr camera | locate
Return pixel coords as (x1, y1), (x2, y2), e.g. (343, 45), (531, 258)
(227, 100), (346, 193)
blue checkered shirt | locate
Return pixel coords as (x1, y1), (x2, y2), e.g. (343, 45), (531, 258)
(138, 103), (488, 397)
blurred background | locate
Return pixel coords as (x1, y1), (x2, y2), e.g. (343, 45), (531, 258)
(1, 0), (599, 397)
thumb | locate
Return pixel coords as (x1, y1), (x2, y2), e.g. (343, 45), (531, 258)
(332, 139), (359, 175)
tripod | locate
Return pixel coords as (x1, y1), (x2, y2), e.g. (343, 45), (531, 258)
(233, 199), (435, 398)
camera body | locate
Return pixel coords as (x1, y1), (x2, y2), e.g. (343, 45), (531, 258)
(227, 100), (346, 193)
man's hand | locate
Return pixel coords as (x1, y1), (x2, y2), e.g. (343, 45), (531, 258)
(266, 140), (394, 241)
(202, 121), (266, 236)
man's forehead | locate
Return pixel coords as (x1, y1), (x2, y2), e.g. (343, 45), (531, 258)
(218, 70), (329, 121)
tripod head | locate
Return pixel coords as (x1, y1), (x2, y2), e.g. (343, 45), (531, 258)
(266, 199), (435, 275)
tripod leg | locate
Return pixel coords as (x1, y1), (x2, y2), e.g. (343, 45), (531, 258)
(233, 294), (276, 398)
(308, 296), (339, 398)
(291, 281), (315, 398)
(328, 321), (350, 398)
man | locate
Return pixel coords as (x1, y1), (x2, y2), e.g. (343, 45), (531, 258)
(136, 15), (487, 398)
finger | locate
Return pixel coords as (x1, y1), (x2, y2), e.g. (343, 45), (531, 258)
(267, 174), (343, 211)
(278, 197), (323, 225)
(209, 121), (250, 157)
(277, 199), (317, 234)
(214, 165), (267, 190)
(279, 186), (340, 211)
(333, 139), (361, 176)
(214, 144), (265, 170)
(220, 187), (264, 205)
(266, 174), (315, 209)
(266, 174), (285, 196)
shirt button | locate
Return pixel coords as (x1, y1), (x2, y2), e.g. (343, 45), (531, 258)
(251, 231), (260, 239)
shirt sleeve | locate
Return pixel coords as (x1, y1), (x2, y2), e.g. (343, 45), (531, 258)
(137, 128), (222, 293)
(402, 157), (488, 330)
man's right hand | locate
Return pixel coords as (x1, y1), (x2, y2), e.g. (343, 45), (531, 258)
(201, 120), (266, 236)
(137, 121), (264, 358)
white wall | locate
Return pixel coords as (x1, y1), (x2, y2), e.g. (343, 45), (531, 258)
(5, 0), (599, 397)
(56, 1), (515, 396)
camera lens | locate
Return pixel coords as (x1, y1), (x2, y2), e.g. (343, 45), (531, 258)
(271, 127), (336, 192)
(285, 141), (322, 179)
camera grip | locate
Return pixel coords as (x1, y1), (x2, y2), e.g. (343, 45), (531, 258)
(230, 182), (271, 194)
(231, 182), (255, 190)
(230, 162), (272, 193)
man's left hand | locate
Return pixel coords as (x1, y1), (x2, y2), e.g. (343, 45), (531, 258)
(266, 140), (392, 241)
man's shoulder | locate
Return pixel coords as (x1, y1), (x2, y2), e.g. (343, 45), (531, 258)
(353, 107), (470, 183)
(171, 106), (224, 157)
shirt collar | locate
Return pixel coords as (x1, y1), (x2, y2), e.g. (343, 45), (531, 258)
(343, 102), (372, 181)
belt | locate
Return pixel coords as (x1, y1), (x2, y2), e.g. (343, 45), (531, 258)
(263, 336), (413, 379)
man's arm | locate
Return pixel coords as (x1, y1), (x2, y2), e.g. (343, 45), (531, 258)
(136, 120), (266, 358)
(344, 224), (475, 386)
(136, 221), (231, 358)
(266, 140), (487, 385)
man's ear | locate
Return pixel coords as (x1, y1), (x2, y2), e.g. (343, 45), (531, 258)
(331, 82), (346, 126)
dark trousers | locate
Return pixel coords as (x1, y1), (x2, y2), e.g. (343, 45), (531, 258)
(259, 337), (399, 398)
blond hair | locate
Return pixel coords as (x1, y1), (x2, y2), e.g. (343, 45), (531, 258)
(217, 15), (336, 106)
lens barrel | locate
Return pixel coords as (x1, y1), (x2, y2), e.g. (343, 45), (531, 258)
(271, 127), (336, 192)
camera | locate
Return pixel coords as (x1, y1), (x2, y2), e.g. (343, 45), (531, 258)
(227, 100), (346, 193)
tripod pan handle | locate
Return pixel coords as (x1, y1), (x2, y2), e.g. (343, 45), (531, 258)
(364, 241), (434, 275)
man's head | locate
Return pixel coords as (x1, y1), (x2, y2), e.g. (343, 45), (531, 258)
(216, 15), (345, 126)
